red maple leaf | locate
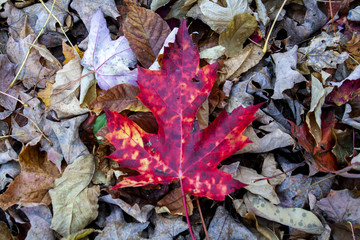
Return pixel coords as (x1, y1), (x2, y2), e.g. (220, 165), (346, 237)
(105, 20), (260, 201)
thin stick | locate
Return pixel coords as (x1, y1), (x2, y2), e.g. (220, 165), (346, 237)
(38, 0), (77, 51)
(52, 69), (96, 95)
(329, 0), (337, 36)
(253, 161), (305, 183)
(348, 221), (356, 240)
(16, 112), (53, 146)
(0, 91), (28, 107)
(180, 178), (195, 240)
(262, 0), (288, 53)
(10, 0), (57, 87)
(0, 134), (23, 139)
(196, 198), (209, 240)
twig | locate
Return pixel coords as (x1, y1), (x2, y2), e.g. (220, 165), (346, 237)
(196, 197), (209, 240)
(329, 0), (337, 36)
(262, 0), (288, 53)
(0, 134), (23, 139)
(10, 0), (57, 87)
(348, 221), (356, 240)
(0, 91), (28, 107)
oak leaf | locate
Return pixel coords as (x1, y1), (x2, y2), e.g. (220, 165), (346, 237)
(105, 20), (260, 201)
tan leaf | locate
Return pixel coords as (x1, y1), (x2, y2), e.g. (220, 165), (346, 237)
(38, 81), (53, 106)
(219, 13), (258, 58)
(124, 5), (171, 68)
(0, 221), (18, 240)
(49, 154), (99, 237)
(156, 187), (193, 216)
(62, 41), (84, 65)
(0, 145), (60, 210)
(89, 84), (149, 115)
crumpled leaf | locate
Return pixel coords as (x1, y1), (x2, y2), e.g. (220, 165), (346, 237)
(188, 0), (252, 33)
(298, 32), (349, 72)
(328, 78), (360, 106)
(49, 57), (89, 118)
(306, 75), (334, 143)
(221, 162), (280, 204)
(81, 9), (137, 90)
(105, 20), (260, 200)
(317, 189), (360, 225)
(272, 46), (307, 99)
(49, 154), (99, 237)
(219, 13), (258, 58)
(123, 5), (170, 68)
(0, 138), (18, 165)
(0, 161), (21, 191)
(100, 195), (154, 224)
(70, 0), (120, 31)
(21, 205), (55, 240)
(165, 0), (188, 20)
(23, 0), (71, 34)
(50, 114), (90, 164)
(89, 84), (149, 115)
(199, 45), (226, 64)
(261, 153), (286, 186)
(207, 206), (257, 240)
(244, 192), (324, 234)
(0, 145), (60, 210)
(150, 214), (188, 239)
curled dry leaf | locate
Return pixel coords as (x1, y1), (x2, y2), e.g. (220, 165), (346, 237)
(124, 5), (171, 68)
(49, 154), (99, 237)
(0, 145), (60, 210)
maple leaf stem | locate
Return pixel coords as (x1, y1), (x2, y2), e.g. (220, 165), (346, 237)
(180, 178), (195, 240)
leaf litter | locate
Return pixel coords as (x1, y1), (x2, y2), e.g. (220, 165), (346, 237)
(0, 0), (360, 239)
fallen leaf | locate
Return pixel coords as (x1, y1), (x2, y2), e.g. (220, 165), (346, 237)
(21, 205), (55, 240)
(0, 138), (18, 165)
(49, 154), (99, 237)
(199, 45), (226, 64)
(150, 214), (188, 239)
(207, 206), (257, 240)
(89, 84), (149, 115)
(219, 13), (258, 58)
(328, 78), (360, 106)
(165, 0), (188, 20)
(0, 145), (60, 210)
(49, 57), (89, 118)
(0, 221), (18, 240)
(156, 187), (193, 216)
(244, 192), (324, 234)
(218, 43), (264, 83)
(100, 195), (154, 223)
(105, 20), (260, 200)
(221, 162), (280, 204)
(189, 0), (252, 33)
(23, 0), (71, 34)
(124, 5), (171, 68)
(95, 221), (148, 240)
(261, 153), (286, 186)
(81, 9), (138, 90)
(50, 114), (90, 164)
(317, 189), (360, 225)
(271, 46), (307, 99)
(0, 161), (21, 191)
(70, 0), (120, 31)
(62, 42), (84, 65)
(298, 32), (349, 72)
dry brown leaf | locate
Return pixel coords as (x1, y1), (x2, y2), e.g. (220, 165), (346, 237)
(62, 41), (84, 65)
(89, 84), (149, 115)
(156, 187), (193, 216)
(0, 145), (60, 210)
(37, 82), (53, 107)
(219, 13), (258, 58)
(218, 43), (264, 83)
(124, 5), (171, 68)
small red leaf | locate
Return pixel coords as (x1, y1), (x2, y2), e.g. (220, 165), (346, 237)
(105, 20), (260, 201)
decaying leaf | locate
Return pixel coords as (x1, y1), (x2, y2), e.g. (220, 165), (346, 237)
(21, 205), (55, 240)
(124, 5), (171, 68)
(50, 154), (99, 237)
(156, 187), (193, 216)
(105, 20), (260, 200)
(298, 32), (349, 72)
(219, 13), (258, 58)
(317, 189), (360, 225)
(0, 161), (21, 191)
(81, 9), (138, 90)
(244, 192), (324, 234)
(150, 214), (188, 239)
(0, 145), (60, 210)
